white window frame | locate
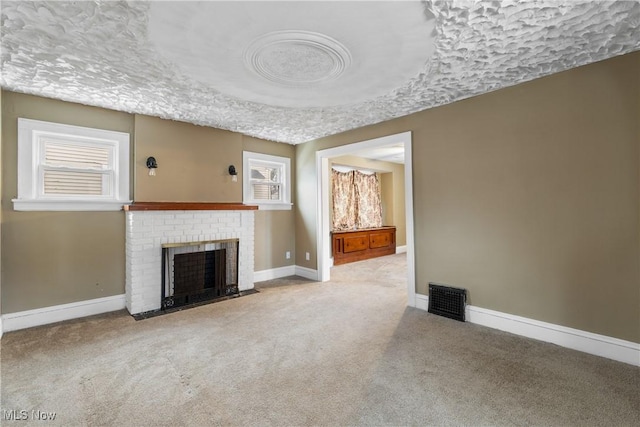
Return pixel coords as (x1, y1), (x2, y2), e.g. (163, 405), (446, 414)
(243, 151), (292, 210)
(13, 118), (131, 211)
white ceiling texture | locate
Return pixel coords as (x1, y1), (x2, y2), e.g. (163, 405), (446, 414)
(1, 1), (639, 147)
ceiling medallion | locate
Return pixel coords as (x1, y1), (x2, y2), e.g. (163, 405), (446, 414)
(244, 31), (352, 87)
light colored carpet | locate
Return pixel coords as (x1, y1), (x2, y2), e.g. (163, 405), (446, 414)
(1, 253), (638, 426)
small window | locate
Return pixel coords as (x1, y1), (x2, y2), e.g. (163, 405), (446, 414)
(243, 151), (291, 210)
(13, 118), (131, 211)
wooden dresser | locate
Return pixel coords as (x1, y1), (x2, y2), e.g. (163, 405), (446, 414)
(331, 226), (396, 265)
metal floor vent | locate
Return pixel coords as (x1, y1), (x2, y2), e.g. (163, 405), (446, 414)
(428, 283), (466, 322)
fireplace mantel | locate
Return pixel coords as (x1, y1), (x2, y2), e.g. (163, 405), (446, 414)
(124, 202), (258, 211)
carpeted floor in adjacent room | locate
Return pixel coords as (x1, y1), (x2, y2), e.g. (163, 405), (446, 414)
(1, 253), (638, 426)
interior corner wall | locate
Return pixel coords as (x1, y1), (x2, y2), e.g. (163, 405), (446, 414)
(1, 91), (133, 314)
(381, 169), (408, 248)
(1, 95), (299, 317)
(295, 52), (640, 343)
(242, 136), (296, 270)
(133, 117), (297, 272)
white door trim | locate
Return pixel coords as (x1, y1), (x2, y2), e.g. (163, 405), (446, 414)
(315, 131), (416, 307)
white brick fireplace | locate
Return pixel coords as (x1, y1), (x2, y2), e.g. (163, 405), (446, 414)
(124, 203), (256, 315)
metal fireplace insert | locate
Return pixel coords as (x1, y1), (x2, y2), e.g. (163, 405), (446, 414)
(161, 239), (239, 309)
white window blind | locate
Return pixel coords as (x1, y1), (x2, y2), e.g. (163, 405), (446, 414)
(41, 140), (113, 197)
(43, 170), (107, 195)
(250, 164), (282, 201)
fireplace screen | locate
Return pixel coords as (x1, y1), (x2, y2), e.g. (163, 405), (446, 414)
(162, 239), (239, 309)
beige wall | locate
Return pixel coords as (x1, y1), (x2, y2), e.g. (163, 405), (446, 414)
(329, 155), (406, 246)
(295, 140), (322, 266)
(253, 210), (296, 271)
(133, 117), (296, 270)
(380, 173), (393, 227)
(134, 115), (243, 202)
(1, 91), (133, 313)
(295, 52), (640, 342)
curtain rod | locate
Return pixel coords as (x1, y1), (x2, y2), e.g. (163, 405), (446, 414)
(331, 164), (381, 174)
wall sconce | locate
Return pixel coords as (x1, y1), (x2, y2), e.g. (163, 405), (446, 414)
(146, 156), (158, 176)
(228, 165), (238, 182)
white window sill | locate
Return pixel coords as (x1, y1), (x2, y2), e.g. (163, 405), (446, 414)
(12, 199), (132, 212)
(247, 203), (293, 211)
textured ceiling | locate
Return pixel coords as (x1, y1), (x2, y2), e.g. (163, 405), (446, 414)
(1, 1), (639, 145)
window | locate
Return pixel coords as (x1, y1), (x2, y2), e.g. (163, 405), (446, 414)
(13, 118), (131, 211)
(243, 151), (291, 210)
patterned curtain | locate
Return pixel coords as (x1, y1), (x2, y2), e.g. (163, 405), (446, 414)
(354, 171), (383, 229)
(331, 169), (383, 230)
(331, 169), (356, 231)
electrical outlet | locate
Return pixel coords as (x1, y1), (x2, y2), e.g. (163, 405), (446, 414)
(286, 251), (291, 259)
(305, 252), (310, 261)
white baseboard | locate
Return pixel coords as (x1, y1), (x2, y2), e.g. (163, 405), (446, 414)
(253, 265), (318, 282)
(396, 245), (407, 254)
(254, 265), (296, 283)
(0, 316), (3, 339)
(2, 294), (126, 333)
(254, 265), (319, 282)
(295, 266), (319, 281)
(414, 294), (639, 366)
(415, 293), (429, 311)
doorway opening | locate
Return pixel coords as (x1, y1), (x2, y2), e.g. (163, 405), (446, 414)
(315, 131), (416, 307)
